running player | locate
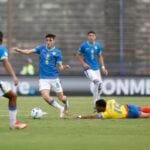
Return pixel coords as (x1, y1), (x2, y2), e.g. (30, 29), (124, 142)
(76, 31), (108, 109)
(0, 31), (27, 129)
(14, 33), (70, 118)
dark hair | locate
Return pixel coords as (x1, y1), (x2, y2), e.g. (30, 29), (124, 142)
(0, 31), (3, 43)
(45, 33), (56, 39)
(96, 99), (106, 108)
(88, 31), (96, 35)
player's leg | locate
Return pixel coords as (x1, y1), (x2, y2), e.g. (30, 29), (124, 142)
(39, 79), (64, 117)
(84, 69), (102, 107)
(139, 112), (150, 118)
(40, 90), (64, 111)
(95, 70), (103, 101)
(1, 84), (27, 129)
(3, 90), (17, 128)
(51, 78), (69, 115)
(140, 106), (150, 113)
(56, 92), (69, 114)
(127, 104), (150, 119)
(90, 82), (97, 107)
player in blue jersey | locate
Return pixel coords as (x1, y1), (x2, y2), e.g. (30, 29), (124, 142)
(14, 33), (70, 118)
(0, 31), (27, 129)
(76, 31), (108, 109)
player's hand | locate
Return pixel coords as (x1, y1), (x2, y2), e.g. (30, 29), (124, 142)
(101, 66), (108, 76)
(83, 63), (90, 70)
(13, 47), (20, 53)
(13, 77), (19, 86)
(63, 64), (71, 70)
(76, 115), (82, 119)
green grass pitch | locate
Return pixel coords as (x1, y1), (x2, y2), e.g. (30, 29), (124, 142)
(0, 96), (150, 150)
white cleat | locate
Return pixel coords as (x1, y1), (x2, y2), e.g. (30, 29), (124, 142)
(59, 108), (65, 118)
(10, 120), (27, 130)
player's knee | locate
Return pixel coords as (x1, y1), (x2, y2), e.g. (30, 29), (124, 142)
(93, 80), (102, 93)
(41, 94), (50, 102)
(93, 79), (102, 87)
(5, 91), (17, 100)
(12, 93), (17, 100)
(93, 79), (100, 84)
(63, 95), (67, 101)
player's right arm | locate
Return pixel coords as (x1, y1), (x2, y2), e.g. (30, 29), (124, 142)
(75, 53), (90, 69)
(14, 48), (35, 55)
(75, 43), (90, 69)
(0, 48), (18, 85)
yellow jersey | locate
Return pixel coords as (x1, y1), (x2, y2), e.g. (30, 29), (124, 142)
(100, 99), (128, 119)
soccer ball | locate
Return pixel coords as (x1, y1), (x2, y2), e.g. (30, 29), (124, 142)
(30, 107), (43, 119)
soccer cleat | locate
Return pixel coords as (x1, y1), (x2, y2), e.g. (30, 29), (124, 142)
(10, 120), (27, 130)
(59, 108), (65, 118)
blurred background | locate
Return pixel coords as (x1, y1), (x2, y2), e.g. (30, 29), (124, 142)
(0, 0), (150, 96)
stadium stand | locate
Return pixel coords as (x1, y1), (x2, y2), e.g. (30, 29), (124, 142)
(0, 0), (150, 75)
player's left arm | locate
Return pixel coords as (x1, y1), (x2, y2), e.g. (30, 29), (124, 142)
(56, 50), (70, 71)
(98, 54), (108, 76)
(2, 58), (19, 85)
(76, 114), (102, 119)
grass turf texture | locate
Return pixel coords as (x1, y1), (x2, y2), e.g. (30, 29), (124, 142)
(0, 96), (150, 150)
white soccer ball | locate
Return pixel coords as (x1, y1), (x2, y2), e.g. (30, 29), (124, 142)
(30, 107), (43, 119)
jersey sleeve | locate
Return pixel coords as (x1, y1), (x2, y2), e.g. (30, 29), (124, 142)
(100, 112), (109, 119)
(77, 43), (84, 55)
(0, 47), (8, 60)
(34, 45), (43, 55)
(56, 50), (62, 64)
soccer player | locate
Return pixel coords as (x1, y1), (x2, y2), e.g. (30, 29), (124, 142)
(76, 31), (108, 109)
(14, 33), (70, 118)
(77, 99), (150, 119)
(0, 31), (27, 129)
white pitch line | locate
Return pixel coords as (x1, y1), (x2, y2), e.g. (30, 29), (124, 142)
(0, 112), (48, 117)
(0, 114), (30, 117)
(0, 110), (33, 113)
(0, 114), (9, 116)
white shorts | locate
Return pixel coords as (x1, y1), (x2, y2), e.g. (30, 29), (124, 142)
(84, 69), (102, 83)
(39, 78), (63, 93)
(0, 81), (11, 97)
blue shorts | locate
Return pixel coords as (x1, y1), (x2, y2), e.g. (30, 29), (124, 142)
(126, 104), (140, 118)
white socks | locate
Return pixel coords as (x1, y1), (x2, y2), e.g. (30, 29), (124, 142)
(90, 81), (102, 108)
(62, 99), (69, 110)
(9, 110), (17, 127)
(49, 99), (64, 111)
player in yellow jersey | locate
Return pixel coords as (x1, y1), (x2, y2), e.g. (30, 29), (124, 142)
(77, 99), (150, 119)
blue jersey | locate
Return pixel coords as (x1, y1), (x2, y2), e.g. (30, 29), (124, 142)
(0, 45), (8, 61)
(77, 41), (102, 70)
(34, 45), (62, 79)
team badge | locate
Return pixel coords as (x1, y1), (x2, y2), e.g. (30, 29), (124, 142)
(52, 52), (56, 55)
(95, 46), (98, 49)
